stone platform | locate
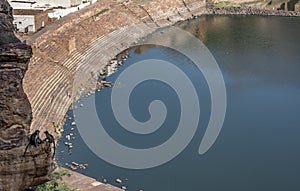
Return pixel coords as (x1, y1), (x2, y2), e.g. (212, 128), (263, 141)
(59, 168), (122, 191)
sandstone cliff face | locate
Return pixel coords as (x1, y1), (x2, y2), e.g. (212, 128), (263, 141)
(0, 1), (52, 190)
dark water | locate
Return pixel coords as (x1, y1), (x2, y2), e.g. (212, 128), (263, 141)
(57, 15), (300, 191)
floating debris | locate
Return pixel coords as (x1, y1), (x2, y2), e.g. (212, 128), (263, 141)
(79, 164), (86, 169)
(65, 162), (88, 171)
(116, 178), (122, 184)
(118, 60), (124, 66)
(64, 142), (73, 149)
(65, 163), (77, 170)
(110, 60), (118, 65)
(102, 81), (113, 88)
(66, 135), (71, 141)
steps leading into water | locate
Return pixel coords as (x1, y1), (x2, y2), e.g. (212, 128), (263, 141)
(59, 168), (122, 191)
(22, 0), (207, 190)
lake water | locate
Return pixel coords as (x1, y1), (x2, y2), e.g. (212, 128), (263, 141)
(57, 15), (300, 191)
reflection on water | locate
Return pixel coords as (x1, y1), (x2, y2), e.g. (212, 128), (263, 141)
(57, 15), (300, 191)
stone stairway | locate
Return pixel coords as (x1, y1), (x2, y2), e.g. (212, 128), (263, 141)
(21, 0), (207, 190)
(59, 168), (122, 191)
(23, 1), (162, 135)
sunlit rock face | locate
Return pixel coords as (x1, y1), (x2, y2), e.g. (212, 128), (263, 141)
(0, 1), (52, 190)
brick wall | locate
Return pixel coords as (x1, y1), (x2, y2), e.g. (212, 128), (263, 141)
(34, 10), (49, 32)
(13, 9), (49, 32)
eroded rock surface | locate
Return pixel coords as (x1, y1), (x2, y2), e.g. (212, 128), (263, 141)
(0, 0), (20, 45)
(0, 43), (32, 150)
(0, 1), (52, 190)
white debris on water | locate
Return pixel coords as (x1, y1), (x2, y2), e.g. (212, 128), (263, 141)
(116, 178), (122, 184)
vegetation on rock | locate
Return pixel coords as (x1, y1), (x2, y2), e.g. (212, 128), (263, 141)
(36, 168), (75, 191)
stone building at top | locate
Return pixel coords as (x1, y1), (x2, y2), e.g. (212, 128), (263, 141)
(8, 0), (95, 33)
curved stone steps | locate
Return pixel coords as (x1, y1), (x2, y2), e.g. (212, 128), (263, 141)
(84, 24), (152, 77)
(29, 49), (87, 131)
(24, 59), (52, 100)
(30, 21), (153, 131)
(27, 3), (121, 132)
(29, 70), (70, 116)
(72, 24), (157, 99)
(82, 24), (150, 65)
(24, 56), (42, 83)
(18, 0), (209, 189)
(31, 23), (148, 109)
(30, 74), (72, 131)
(34, 81), (72, 131)
(31, 69), (64, 110)
(25, 47), (69, 101)
(29, 46), (82, 109)
(25, 0), (204, 140)
(63, 52), (85, 69)
(31, 69), (73, 119)
(76, 29), (134, 82)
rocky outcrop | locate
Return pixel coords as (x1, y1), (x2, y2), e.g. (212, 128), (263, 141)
(0, 0), (20, 45)
(0, 43), (32, 150)
(0, 1), (52, 190)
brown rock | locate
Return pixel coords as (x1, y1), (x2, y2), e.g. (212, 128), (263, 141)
(0, 42), (32, 150)
(0, 1), (52, 191)
(0, 0), (20, 45)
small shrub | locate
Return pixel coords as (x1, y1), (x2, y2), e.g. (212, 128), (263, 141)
(36, 169), (74, 191)
(36, 181), (75, 191)
(51, 169), (72, 181)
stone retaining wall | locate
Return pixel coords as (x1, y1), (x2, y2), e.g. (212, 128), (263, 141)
(22, 0), (298, 140)
(23, 0), (207, 137)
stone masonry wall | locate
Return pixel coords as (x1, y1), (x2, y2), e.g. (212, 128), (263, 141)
(23, 0), (297, 141)
(23, 0), (207, 138)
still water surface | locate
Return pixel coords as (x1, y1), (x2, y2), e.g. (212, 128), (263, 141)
(57, 15), (300, 191)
